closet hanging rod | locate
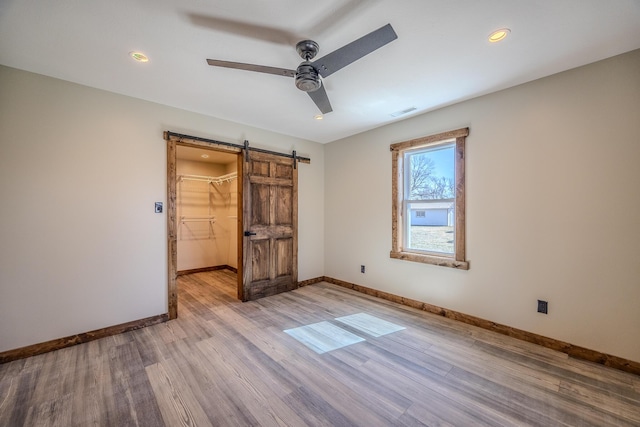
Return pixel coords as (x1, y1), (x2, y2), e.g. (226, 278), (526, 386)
(178, 172), (237, 184)
(180, 216), (216, 223)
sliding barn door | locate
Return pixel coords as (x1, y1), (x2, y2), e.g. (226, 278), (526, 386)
(242, 151), (298, 301)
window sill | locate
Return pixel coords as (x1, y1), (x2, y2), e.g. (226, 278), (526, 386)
(390, 251), (469, 270)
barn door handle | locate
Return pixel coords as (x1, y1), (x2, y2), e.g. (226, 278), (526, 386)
(244, 231), (257, 236)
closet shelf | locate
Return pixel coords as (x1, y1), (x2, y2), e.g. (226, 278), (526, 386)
(178, 172), (237, 185)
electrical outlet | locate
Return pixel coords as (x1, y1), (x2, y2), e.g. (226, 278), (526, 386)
(361, 265), (366, 273)
(155, 202), (163, 213)
(537, 300), (548, 314)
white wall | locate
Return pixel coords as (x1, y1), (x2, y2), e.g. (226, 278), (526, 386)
(325, 49), (640, 363)
(225, 162), (239, 269)
(0, 65), (325, 352)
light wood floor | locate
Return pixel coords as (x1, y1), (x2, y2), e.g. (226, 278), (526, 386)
(1, 270), (639, 426)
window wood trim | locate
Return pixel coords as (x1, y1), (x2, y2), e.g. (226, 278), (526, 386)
(390, 127), (469, 152)
(390, 127), (469, 270)
(454, 135), (466, 263)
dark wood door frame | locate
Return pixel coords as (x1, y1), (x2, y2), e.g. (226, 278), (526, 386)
(166, 135), (243, 319)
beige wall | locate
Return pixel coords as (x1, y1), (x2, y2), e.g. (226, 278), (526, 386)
(0, 65), (325, 352)
(325, 49), (640, 363)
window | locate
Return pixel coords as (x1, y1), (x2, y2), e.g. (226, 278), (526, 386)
(390, 128), (469, 269)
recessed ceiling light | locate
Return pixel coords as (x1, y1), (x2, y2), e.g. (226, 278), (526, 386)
(129, 51), (149, 62)
(314, 115), (323, 120)
(200, 154), (209, 159)
(488, 28), (510, 43)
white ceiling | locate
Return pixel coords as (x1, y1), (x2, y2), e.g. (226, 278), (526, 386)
(1, 0), (639, 144)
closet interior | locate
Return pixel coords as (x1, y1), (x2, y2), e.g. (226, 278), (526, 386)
(176, 146), (238, 275)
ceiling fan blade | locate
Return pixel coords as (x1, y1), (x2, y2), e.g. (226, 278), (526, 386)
(312, 23), (397, 78)
(307, 84), (333, 114)
(206, 59), (295, 77)
(307, 0), (374, 38)
(189, 13), (300, 46)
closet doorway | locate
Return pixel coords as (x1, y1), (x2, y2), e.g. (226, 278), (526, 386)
(166, 134), (300, 320)
(168, 142), (242, 319)
(175, 145), (238, 273)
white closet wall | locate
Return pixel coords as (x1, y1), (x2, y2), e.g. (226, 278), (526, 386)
(176, 159), (237, 271)
(225, 162), (239, 269)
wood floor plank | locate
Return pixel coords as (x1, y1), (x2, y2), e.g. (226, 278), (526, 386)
(473, 339), (640, 400)
(196, 336), (310, 426)
(146, 360), (213, 427)
(208, 305), (299, 363)
(445, 365), (600, 427)
(281, 385), (358, 427)
(278, 353), (402, 425)
(1, 270), (639, 426)
(0, 369), (35, 426)
(107, 341), (165, 426)
(362, 332), (454, 377)
(68, 341), (102, 426)
(397, 404), (455, 427)
(424, 339), (563, 393)
(360, 356), (517, 426)
(22, 392), (73, 427)
(130, 326), (169, 367)
(0, 376), (17, 426)
(558, 379), (640, 423)
(167, 341), (262, 426)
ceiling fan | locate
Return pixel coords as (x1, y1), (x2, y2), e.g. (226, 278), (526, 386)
(206, 23), (397, 114)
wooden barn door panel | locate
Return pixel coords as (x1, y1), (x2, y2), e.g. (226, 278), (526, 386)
(242, 151), (298, 301)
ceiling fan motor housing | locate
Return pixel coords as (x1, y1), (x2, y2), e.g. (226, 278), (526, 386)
(295, 62), (321, 92)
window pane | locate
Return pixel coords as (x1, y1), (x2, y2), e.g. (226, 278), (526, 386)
(408, 202), (454, 254)
(406, 144), (455, 200)
(405, 143), (455, 255)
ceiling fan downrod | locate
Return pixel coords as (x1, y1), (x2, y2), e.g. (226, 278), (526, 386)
(295, 40), (321, 92)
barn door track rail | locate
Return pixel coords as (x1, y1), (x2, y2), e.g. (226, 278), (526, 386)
(164, 131), (310, 165)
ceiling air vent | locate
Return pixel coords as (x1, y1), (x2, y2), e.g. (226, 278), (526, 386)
(390, 107), (417, 117)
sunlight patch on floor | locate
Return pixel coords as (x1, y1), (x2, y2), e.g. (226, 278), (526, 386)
(335, 313), (406, 337)
(284, 321), (365, 354)
(284, 313), (405, 353)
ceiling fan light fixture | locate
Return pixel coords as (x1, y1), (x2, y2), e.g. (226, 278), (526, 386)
(488, 28), (510, 43)
(295, 62), (321, 92)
